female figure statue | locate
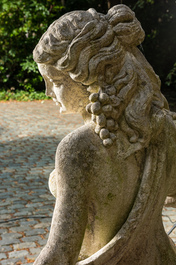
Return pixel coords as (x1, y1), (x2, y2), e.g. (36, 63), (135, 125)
(33, 4), (176, 265)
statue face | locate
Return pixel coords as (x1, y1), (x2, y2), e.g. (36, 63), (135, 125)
(38, 64), (89, 114)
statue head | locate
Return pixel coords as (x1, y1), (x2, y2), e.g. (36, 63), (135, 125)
(33, 4), (167, 147)
(33, 5), (144, 82)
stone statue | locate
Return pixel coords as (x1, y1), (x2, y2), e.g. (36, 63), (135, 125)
(33, 4), (176, 265)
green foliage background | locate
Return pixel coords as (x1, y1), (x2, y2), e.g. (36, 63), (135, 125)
(0, 0), (175, 96)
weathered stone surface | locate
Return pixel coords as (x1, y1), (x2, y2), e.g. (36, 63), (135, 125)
(33, 4), (176, 265)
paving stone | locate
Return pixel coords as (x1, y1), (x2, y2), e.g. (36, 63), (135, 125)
(1, 258), (26, 265)
(9, 250), (29, 259)
(0, 222), (16, 228)
(32, 198), (53, 203)
(27, 198), (47, 203)
(0, 246), (12, 252)
(27, 253), (39, 261)
(21, 235), (43, 242)
(30, 247), (42, 255)
(0, 209), (15, 214)
(13, 211), (32, 216)
(0, 253), (7, 259)
(39, 194), (52, 199)
(25, 228), (46, 236)
(23, 207), (35, 212)
(0, 195), (13, 201)
(27, 201), (44, 206)
(0, 189), (6, 193)
(37, 238), (48, 246)
(9, 204), (27, 210)
(13, 241), (36, 250)
(5, 198), (20, 203)
(10, 200), (27, 204)
(9, 226), (32, 232)
(33, 222), (51, 229)
(34, 210), (51, 216)
(0, 238), (21, 245)
(19, 220), (38, 226)
(0, 214), (11, 220)
(1, 232), (22, 240)
(0, 228), (8, 234)
(43, 200), (55, 205)
(47, 212), (53, 217)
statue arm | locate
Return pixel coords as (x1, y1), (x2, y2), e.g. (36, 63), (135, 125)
(34, 137), (89, 265)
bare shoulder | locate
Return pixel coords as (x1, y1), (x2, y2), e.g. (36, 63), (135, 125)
(56, 124), (99, 157)
(55, 124), (100, 178)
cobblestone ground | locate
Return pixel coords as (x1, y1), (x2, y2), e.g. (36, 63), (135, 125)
(0, 100), (176, 265)
(0, 101), (83, 265)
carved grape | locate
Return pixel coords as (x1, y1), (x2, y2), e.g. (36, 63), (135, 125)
(89, 93), (99, 102)
(103, 138), (113, 147)
(91, 102), (101, 115)
(106, 119), (115, 130)
(96, 113), (106, 127)
(105, 86), (116, 96)
(99, 93), (109, 104)
(99, 128), (110, 139)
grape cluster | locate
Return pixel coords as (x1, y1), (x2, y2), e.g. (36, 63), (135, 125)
(86, 86), (120, 147)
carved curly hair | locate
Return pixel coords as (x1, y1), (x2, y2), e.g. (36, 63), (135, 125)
(33, 4), (168, 148)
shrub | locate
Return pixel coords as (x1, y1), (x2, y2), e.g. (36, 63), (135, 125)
(0, 0), (175, 94)
(0, 0), (64, 92)
(0, 89), (50, 101)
